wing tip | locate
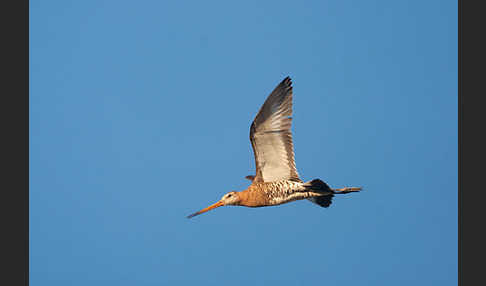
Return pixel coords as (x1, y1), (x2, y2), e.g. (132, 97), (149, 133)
(282, 76), (292, 87)
(245, 175), (255, 181)
(279, 76), (293, 96)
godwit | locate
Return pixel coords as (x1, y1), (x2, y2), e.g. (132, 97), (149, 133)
(187, 77), (361, 218)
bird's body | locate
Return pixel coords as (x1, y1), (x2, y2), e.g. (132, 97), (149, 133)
(238, 180), (310, 207)
(187, 77), (361, 218)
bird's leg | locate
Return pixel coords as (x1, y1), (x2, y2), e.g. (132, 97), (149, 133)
(332, 187), (362, 194)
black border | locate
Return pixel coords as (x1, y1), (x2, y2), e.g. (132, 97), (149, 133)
(1, 0), (29, 285)
(460, 0), (486, 285)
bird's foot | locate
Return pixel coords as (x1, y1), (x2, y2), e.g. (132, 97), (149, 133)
(332, 187), (362, 194)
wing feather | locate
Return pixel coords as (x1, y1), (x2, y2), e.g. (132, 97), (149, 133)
(250, 77), (300, 183)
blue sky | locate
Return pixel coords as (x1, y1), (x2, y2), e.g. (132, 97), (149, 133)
(30, 1), (457, 285)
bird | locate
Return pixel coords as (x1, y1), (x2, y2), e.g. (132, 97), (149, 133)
(187, 76), (361, 218)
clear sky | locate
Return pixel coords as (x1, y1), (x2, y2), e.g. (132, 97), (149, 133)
(30, 1), (457, 285)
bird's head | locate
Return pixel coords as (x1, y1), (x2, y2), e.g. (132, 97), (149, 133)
(187, 191), (240, 219)
(220, 191), (240, 205)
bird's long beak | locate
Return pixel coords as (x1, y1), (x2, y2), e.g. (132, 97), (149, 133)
(187, 201), (224, 219)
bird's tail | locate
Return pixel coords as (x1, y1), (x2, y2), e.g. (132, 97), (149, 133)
(304, 179), (362, 208)
(303, 179), (332, 192)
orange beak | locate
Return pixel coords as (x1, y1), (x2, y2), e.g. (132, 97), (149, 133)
(187, 201), (224, 218)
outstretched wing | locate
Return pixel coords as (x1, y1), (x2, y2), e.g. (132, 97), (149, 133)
(249, 76), (300, 183)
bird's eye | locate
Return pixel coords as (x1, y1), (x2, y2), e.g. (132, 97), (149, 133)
(227, 194), (232, 197)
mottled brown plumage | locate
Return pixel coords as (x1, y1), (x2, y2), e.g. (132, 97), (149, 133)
(187, 77), (361, 219)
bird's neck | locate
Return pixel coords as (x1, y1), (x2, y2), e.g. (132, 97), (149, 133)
(236, 188), (268, 207)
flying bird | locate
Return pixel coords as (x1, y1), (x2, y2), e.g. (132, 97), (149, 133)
(187, 77), (361, 218)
